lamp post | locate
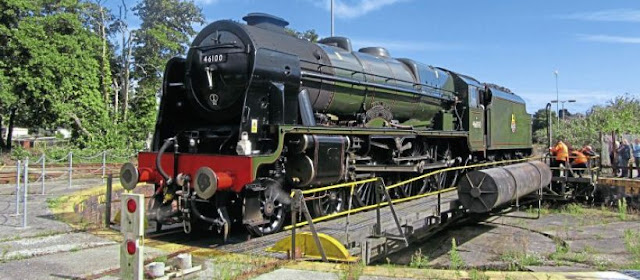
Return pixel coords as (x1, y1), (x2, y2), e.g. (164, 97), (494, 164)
(554, 70), (559, 129)
(550, 99), (576, 122)
(330, 0), (334, 36)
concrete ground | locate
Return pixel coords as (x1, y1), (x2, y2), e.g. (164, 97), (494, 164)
(0, 178), (164, 279)
(252, 262), (639, 280)
(384, 205), (640, 272)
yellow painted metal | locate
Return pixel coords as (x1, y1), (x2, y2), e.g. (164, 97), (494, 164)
(267, 232), (358, 262)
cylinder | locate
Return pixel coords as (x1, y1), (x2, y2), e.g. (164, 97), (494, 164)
(146, 262), (165, 278)
(457, 161), (551, 213)
(176, 253), (193, 269)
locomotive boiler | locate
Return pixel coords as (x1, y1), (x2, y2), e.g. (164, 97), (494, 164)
(120, 13), (534, 238)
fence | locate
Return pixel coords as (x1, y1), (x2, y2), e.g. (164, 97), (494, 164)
(9, 151), (135, 228)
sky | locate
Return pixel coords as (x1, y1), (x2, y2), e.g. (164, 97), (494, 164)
(105, 0), (640, 114)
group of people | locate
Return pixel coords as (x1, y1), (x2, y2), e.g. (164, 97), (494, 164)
(610, 138), (640, 178)
(550, 138), (640, 178)
(549, 139), (595, 177)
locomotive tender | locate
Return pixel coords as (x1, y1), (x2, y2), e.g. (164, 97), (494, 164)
(120, 13), (533, 237)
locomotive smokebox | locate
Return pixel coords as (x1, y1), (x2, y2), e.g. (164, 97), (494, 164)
(457, 161), (551, 213)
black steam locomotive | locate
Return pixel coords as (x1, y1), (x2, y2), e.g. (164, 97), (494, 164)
(120, 13), (533, 237)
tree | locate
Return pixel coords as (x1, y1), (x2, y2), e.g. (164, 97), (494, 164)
(286, 28), (319, 42)
(0, 0), (36, 150)
(532, 108), (556, 133)
(544, 94), (640, 152)
(531, 108), (557, 144)
(128, 0), (204, 146)
(0, 0), (111, 149)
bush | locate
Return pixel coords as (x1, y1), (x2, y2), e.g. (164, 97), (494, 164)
(10, 146), (30, 160)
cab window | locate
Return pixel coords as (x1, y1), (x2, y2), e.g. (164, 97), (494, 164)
(468, 86), (479, 108)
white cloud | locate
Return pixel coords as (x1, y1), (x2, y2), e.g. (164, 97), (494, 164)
(577, 34), (640, 44)
(351, 38), (464, 52)
(313, 0), (408, 19)
(559, 9), (640, 22)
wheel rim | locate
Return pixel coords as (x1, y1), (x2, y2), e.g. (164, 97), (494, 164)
(247, 179), (286, 236)
(256, 187), (284, 234)
(313, 189), (346, 216)
(354, 181), (377, 207)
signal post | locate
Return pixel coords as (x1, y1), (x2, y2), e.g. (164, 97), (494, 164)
(120, 193), (144, 279)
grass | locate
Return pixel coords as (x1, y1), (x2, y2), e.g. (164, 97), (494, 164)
(409, 249), (429, 268)
(618, 198), (628, 221)
(562, 203), (585, 215)
(46, 196), (70, 212)
(153, 255), (168, 263)
(624, 229), (640, 269)
(449, 238), (465, 270)
(218, 263), (236, 280)
(526, 205), (552, 215)
(548, 242), (617, 269)
(500, 251), (543, 271)
(548, 238), (569, 264)
(469, 269), (489, 280)
(339, 262), (365, 280)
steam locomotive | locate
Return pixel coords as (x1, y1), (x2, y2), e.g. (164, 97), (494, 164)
(119, 13), (533, 237)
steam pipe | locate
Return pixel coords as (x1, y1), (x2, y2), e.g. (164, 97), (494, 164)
(157, 137), (175, 184)
(189, 194), (224, 226)
(298, 89), (316, 126)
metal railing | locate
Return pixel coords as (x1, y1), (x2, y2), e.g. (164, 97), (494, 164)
(9, 151), (135, 228)
(547, 154), (601, 197)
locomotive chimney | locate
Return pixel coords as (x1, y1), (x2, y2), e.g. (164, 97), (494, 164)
(243, 13), (289, 33)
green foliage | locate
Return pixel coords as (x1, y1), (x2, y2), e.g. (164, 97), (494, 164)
(469, 269), (489, 280)
(409, 248), (429, 268)
(624, 229), (640, 269)
(285, 28), (319, 42)
(9, 145), (29, 160)
(0, 0), (112, 148)
(127, 0), (204, 148)
(0, 0), (207, 152)
(562, 203), (585, 215)
(531, 108), (557, 144)
(618, 198), (628, 221)
(533, 94), (640, 151)
(449, 238), (464, 270)
(500, 251), (543, 270)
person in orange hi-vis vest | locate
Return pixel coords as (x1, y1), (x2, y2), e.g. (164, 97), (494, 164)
(570, 149), (588, 176)
(549, 138), (569, 177)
